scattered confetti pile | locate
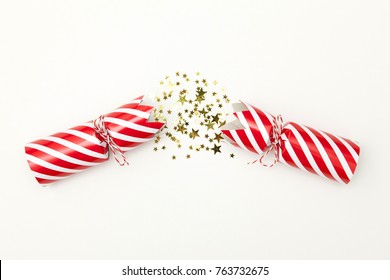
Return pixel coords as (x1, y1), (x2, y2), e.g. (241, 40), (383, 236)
(151, 72), (235, 160)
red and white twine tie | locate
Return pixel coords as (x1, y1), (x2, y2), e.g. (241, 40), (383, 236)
(93, 115), (129, 166)
(253, 114), (284, 167)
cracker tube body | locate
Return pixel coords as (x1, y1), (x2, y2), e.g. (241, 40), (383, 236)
(221, 102), (360, 184)
(25, 96), (164, 186)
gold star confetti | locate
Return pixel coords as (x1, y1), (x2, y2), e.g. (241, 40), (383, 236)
(151, 71), (237, 160)
(178, 95), (187, 105)
(212, 114), (220, 123)
(189, 128), (200, 139)
(218, 120), (226, 127)
(211, 144), (221, 154)
(205, 121), (215, 130)
(176, 124), (186, 134)
(213, 133), (224, 142)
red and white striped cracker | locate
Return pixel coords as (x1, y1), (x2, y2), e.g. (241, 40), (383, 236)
(221, 101), (360, 184)
(25, 96), (165, 186)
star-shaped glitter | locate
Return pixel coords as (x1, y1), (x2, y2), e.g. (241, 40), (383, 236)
(189, 129), (200, 139)
(213, 133), (224, 142)
(218, 120), (226, 127)
(211, 114), (220, 123)
(211, 144), (221, 154)
(176, 124), (186, 134)
(178, 95), (188, 105)
(195, 88), (207, 103)
(199, 108), (207, 115)
(205, 121), (215, 130)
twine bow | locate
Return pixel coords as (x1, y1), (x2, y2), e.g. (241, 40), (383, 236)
(251, 114), (284, 167)
(93, 115), (129, 166)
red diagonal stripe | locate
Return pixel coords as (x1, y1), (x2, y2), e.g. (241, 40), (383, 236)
(36, 177), (57, 185)
(307, 127), (349, 183)
(25, 146), (93, 170)
(324, 131), (357, 174)
(33, 139), (107, 163)
(282, 128), (316, 175)
(241, 110), (268, 151)
(27, 160), (75, 178)
(235, 130), (257, 153)
(289, 123), (335, 181)
(51, 132), (106, 154)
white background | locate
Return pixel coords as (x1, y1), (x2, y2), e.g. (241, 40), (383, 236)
(0, 0), (389, 259)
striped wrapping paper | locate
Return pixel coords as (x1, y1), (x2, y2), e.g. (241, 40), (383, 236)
(221, 102), (360, 184)
(25, 96), (164, 186)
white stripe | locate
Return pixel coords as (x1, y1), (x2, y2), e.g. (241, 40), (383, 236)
(127, 99), (142, 104)
(104, 117), (159, 133)
(119, 146), (136, 152)
(334, 135), (359, 162)
(230, 130), (251, 152)
(62, 129), (102, 146)
(26, 143), (103, 166)
(264, 111), (274, 127)
(44, 136), (107, 159)
(282, 135), (308, 172)
(109, 130), (151, 143)
(242, 102), (271, 147)
(284, 124), (327, 179)
(26, 154), (85, 174)
(298, 125), (344, 183)
(83, 122), (94, 128)
(278, 153), (287, 164)
(112, 108), (150, 119)
(31, 170), (69, 181)
(236, 111), (263, 154)
(316, 130), (353, 179)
